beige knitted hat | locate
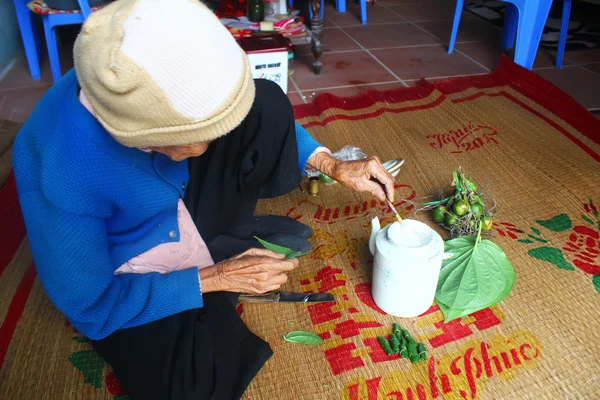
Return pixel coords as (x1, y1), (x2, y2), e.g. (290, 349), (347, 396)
(74, 0), (255, 147)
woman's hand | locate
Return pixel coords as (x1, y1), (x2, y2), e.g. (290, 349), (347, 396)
(307, 152), (395, 202)
(199, 248), (298, 294)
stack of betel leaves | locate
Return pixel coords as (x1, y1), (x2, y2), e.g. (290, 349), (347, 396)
(426, 168), (493, 239)
(377, 323), (427, 364)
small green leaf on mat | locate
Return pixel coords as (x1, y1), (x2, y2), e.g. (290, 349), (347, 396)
(68, 349), (105, 388)
(528, 247), (575, 271)
(530, 227), (541, 235)
(518, 239), (534, 244)
(593, 275), (600, 294)
(535, 214), (571, 232)
(581, 214), (595, 225)
(284, 331), (323, 345)
(72, 336), (91, 343)
(254, 237), (309, 259)
(288, 320), (295, 325)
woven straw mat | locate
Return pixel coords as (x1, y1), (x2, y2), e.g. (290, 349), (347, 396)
(1, 56), (599, 400)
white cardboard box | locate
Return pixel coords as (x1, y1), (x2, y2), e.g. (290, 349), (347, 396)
(239, 35), (289, 94)
(246, 52), (288, 93)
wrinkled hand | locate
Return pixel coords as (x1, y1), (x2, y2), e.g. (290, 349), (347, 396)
(307, 152), (395, 202)
(199, 248), (298, 294)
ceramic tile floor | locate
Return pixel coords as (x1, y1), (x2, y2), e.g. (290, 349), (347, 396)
(1, 0), (599, 122)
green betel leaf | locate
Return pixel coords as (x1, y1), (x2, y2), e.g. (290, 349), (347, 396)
(283, 331), (324, 345)
(535, 214), (572, 232)
(254, 237), (309, 259)
(437, 272), (514, 323)
(436, 236), (477, 289)
(436, 237), (515, 311)
(437, 300), (475, 322)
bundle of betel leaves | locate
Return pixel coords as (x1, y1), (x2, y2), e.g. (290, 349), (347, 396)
(377, 323), (427, 364)
(425, 168), (493, 239)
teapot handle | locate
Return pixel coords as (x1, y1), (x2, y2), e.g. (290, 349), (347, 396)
(368, 217), (381, 256)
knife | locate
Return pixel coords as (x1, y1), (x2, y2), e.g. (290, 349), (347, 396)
(238, 292), (334, 303)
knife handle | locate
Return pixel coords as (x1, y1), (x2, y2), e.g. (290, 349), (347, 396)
(238, 293), (281, 303)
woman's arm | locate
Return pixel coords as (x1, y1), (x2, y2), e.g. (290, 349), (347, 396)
(18, 190), (204, 340)
(294, 122), (324, 172)
(296, 122), (395, 202)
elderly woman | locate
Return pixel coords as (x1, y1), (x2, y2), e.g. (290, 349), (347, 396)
(13, 0), (394, 399)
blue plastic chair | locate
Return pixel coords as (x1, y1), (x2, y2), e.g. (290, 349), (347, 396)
(448, 0), (572, 70)
(335, 0), (368, 25)
(43, 0), (94, 82)
(14, 0), (95, 83)
(13, 0), (44, 80)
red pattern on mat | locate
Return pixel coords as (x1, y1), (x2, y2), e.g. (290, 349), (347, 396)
(294, 56), (600, 155)
(0, 172), (35, 370)
(0, 172), (27, 276)
(0, 263), (36, 369)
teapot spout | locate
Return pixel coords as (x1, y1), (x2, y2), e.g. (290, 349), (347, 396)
(368, 217), (381, 256)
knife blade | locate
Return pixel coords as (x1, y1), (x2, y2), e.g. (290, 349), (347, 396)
(238, 292), (334, 303)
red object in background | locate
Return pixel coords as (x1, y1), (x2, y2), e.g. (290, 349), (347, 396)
(216, 0), (247, 18)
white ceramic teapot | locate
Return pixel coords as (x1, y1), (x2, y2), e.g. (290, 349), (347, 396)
(368, 217), (445, 318)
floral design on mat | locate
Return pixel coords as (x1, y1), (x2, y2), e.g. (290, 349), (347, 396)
(496, 198), (600, 293)
(65, 320), (131, 399)
(65, 302), (251, 398)
(309, 229), (360, 270)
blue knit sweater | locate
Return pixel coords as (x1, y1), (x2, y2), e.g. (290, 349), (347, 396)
(13, 70), (321, 340)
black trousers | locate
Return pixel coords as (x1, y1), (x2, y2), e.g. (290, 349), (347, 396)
(92, 81), (306, 400)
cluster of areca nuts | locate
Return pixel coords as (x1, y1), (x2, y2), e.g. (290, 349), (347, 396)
(429, 169), (493, 237)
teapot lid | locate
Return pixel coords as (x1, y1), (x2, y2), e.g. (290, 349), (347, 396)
(383, 220), (440, 250)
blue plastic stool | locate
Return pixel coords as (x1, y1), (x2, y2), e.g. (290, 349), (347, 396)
(335, 0), (368, 25)
(448, 0), (571, 70)
(13, 0), (44, 80)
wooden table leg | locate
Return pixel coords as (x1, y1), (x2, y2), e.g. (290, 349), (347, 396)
(309, 0), (324, 75)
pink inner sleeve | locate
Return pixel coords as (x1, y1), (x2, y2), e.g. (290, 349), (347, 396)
(115, 199), (214, 275)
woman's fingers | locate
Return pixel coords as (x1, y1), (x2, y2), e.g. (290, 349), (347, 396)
(330, 156), (396, 203)
(270, 273), (288, 286)
(238, 247), (286, 259)
(361, 179), (387, 202)
(249, 272), (290, 293)
(210, 252), (300, 294)
(366, 157), (395, 202)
